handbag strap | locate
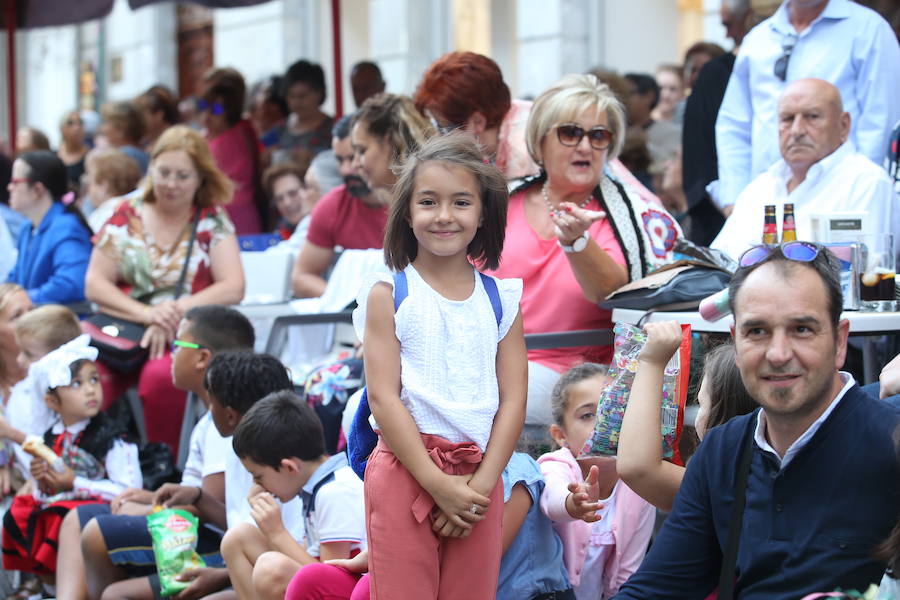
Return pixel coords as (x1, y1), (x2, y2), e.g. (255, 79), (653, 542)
(718, 429), (755, 599)
(173, 210), (201, 300)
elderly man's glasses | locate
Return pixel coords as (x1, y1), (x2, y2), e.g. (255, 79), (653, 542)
(738, 241), (823, 268)
(556, 124), (613, 151)
(773, 33), (798, 82)
(197, 99), (225, 116)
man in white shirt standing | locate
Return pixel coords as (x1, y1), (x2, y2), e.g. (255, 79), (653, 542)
(714, 0), (900, 211)
(712, 78), (898, 260)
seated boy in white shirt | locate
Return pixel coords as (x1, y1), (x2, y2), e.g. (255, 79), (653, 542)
(226, 390), (366, 600)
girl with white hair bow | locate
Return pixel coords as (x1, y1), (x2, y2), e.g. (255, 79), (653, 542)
(0, 335), (142, 578)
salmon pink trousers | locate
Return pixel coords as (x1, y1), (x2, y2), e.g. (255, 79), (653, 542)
(364, 433), (503, 600)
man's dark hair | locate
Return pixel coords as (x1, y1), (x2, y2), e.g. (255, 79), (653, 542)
(624, 73), (660, 110)
(332, 114), (354, 140)
(185, 305), (255, 352)
(203, 351), (292, 415)
(232, 390), (326, 468)
(727, 244), (843, 331)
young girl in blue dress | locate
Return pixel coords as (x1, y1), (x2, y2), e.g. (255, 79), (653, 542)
(354, 133), (526, 599)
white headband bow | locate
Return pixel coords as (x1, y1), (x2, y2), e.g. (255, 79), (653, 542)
(29, 334), (99, 397)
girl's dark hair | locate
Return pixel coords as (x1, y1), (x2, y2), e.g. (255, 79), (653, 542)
(283, 59), (327, 105)
(18, 151), (92, 233)
(383, 133), (507, 271)
(702, 342), (757, 430)
(18, 151), (69, 199)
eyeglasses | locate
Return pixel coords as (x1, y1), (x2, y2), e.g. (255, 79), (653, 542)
(197, 99), (225, 116)
(555, 123), (613, 151)
(172, 340), (207, 353)
(773, 33), (798, 82)
(738, 241), (823, 268)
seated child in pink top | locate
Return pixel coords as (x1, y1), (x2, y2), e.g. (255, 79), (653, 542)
(538, 363), (655, 599)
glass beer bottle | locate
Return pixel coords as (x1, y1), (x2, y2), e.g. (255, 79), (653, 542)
(762, 204), (778, 245)
(781, 203), (796, 243)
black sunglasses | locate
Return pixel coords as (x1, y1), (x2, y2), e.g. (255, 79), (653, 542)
(738, 241), (823, 268)
(556, 123), (613, 151)
(773, 33), (798, 82)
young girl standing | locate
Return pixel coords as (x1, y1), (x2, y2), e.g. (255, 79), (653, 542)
(0, 335), (141, 579)
(354, 134), (526, 600)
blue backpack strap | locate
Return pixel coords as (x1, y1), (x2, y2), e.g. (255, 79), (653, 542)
(478, 272), (503, 327)
(347, 388), (377, 480)
(393, 271), (408, 311)
(349, 271), (408, 481)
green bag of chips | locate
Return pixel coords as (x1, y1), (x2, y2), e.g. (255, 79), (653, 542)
(147, 508), (206, 597)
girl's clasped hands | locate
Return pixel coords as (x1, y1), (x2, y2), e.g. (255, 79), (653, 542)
(429, 472), (492, 538)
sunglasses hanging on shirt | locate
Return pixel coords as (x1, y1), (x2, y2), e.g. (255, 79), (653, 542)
(773, 32), (798, 82)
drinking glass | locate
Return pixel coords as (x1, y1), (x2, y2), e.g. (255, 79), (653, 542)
(857, 233), (896, 312)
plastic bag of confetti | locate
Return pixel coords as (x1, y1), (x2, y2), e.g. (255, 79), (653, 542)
(579, 321), (691, 466)
(148, 508), (206, 596)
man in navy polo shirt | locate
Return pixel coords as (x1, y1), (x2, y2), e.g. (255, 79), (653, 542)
(614, 243), (900, 599)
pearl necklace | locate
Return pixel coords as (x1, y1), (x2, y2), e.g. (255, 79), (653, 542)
(541, 181), (592, 216)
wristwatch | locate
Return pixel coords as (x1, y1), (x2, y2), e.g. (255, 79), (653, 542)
(559, 231), (590, 253)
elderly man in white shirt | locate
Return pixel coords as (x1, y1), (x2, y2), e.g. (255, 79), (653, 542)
(712, 78), (898, 260)
(714, 0), (900, 210)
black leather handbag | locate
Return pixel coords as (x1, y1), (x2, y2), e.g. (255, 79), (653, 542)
(83, 212), (200, 372)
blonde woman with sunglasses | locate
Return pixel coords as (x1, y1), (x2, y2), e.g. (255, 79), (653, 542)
(489, 73), (682, 440)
